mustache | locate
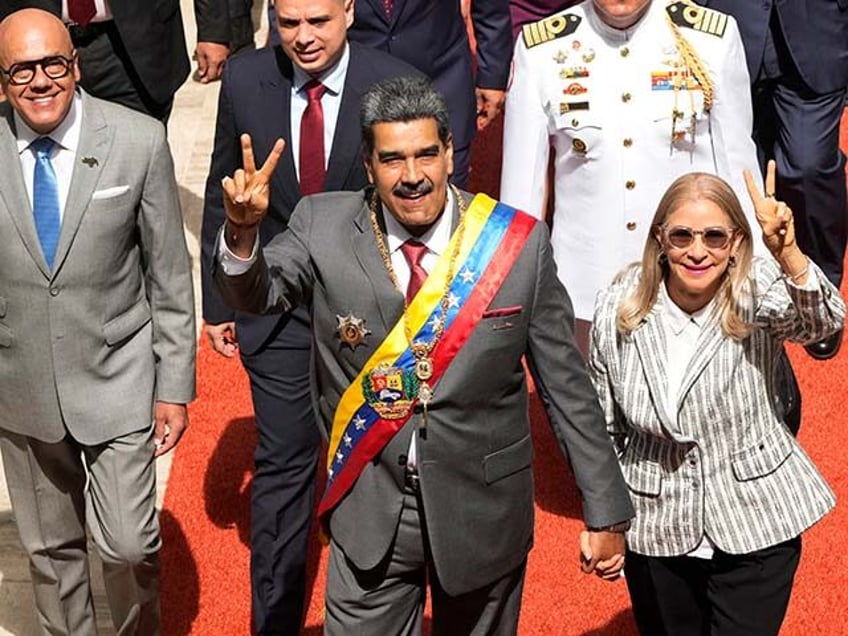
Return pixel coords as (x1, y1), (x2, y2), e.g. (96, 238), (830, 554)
(393, 181), (433, 198)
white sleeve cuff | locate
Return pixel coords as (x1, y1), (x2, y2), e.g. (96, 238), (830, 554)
(217, 226), (259, 275)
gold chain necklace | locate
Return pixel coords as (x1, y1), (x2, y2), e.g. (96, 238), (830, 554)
(368, 184), (467, 425)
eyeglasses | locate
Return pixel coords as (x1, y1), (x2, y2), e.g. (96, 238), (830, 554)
(0, 55), (76, 86)
(661, 225), (736, 250)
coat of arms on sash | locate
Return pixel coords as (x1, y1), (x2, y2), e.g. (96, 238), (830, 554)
(362, 362), (419, 419)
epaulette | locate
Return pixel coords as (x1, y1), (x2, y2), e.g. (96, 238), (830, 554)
(666, 1), (728, 38)
(521, 13), (582, 49)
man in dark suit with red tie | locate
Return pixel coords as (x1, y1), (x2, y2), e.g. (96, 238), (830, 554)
(347, 0), (512, 187)
(200, 0), (418, 632)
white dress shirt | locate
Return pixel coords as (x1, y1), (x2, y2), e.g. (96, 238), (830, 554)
(290, 43), (350, 178)
(15, 91), (83, 223)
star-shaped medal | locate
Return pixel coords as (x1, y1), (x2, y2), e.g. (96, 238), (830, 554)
(336, 313), (371, 350)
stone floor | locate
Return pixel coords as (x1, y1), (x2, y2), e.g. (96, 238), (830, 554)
(0, 2), (270, 633)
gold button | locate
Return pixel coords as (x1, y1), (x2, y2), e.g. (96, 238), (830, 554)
(626, 180), (636, 190)
(572, 118), (580, 127)
(621, 92), (632, 103)
(620, 47), (630, 58)
(626, 222), (637, 231)
(623, 138), (633, 147)
(572, 138), (587, 154)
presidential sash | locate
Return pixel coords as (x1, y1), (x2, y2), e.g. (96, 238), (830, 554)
(318, 194), (537, 520)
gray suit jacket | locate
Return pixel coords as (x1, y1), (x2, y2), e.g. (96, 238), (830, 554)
(214, 189), (633, 595)
(0, 92), (196, 445)
(589, 258), (844, 557)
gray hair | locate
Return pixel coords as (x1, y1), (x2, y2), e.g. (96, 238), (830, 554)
(360, 76), (451, 156)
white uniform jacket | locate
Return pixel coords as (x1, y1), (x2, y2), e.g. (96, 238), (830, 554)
(589, 258), (844, 556)
(501, 0), (762, 320)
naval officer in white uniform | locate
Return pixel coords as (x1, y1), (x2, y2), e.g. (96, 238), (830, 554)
(500, 0), (764, 349)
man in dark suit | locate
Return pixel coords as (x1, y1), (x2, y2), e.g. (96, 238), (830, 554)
(347, 0), (512, 187)
(702, 0), (848, 359)
(1, 0), (234, 121)
(213, 76), (634, 634)
(0, 9), (196, 633)
(194, 0), (256, 84)
(200, 0), (418, 632)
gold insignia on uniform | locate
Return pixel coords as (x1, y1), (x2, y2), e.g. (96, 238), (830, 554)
(553, 50), (568, 64)
(560, 101), (589, 114)
(582, 48), (595, 63)
(572, 138), (587, 154)
(666, 2), (728, 38)
(336, 313), (371, 349)
(560, 66), (589, 79)
(563, 82), (587, 95)
(521, 13), (582, 49)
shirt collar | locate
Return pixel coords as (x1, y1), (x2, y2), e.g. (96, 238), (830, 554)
(15, 89), (82, 155)
(659, 281), (714, 336)
(292, 42), (350, 96)
(584, 0), (659, 44)
(383, 186), (455, 258)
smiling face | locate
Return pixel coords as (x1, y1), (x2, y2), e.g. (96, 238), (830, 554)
(276, 0), (353, 76)
(365, 118), (454, 236)
(592, 0), (652, 29)
(658, 198), (742, 313)
(0, 9), (79, 135)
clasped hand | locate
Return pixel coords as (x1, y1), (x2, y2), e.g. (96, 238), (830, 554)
(579, 529), (626, 582)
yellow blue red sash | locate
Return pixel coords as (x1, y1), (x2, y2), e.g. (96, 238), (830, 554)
(318, 194), (536, 519)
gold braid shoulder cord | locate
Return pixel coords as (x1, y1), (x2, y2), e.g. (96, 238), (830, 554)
(368, 184), (468, 428)
(665, 0), (715, 154)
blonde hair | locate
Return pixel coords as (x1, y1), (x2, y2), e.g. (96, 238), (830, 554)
(616, 173), (754, 340)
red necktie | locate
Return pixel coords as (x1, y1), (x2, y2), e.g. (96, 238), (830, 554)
(68, 0), (97, 26)
(383, 0), (394, 17)
(299, 80), (327, 196)
(401, 240), (428, 303)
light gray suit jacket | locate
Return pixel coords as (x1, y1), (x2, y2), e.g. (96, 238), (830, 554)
(0, 91), (196, 445)
(214, 189), (634, 596)
(590, 258), (844, 557)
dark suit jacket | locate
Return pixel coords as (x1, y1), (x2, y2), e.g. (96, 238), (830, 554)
(702, 0), (848, 94)
(348, 0), (512, 150)
(214, 189), (634, 595)
(201, 43), (420, 354)
(3, 0), (190, 106)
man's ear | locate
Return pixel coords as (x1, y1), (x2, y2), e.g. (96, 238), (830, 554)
(445, 133), (454, 177)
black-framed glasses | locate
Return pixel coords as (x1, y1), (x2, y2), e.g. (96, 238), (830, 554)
(661, 225), (736, 250)
(0, 55), (76, 86)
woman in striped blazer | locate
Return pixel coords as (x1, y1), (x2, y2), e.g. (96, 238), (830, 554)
(589, 167), (845, 636)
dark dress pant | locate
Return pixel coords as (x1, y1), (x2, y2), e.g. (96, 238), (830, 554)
(625, 537), (801, 636)
(753, 10), (848, 288)
(240, 340), (320, 636)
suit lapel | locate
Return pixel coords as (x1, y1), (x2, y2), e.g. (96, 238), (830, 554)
(325, 48), (366, 190)
(269, 48), (301, 214)
(351, 193), (404, 333)
(0, 107), (52, 278)
(632, 304), (679, 435)
(52, 92), (110, 277)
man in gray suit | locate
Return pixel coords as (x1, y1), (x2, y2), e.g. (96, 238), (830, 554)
(0, 9), (196, 634)
(213, 76), (633, 633)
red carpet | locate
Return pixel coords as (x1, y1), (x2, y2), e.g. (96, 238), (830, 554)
(161, 113), (848, 634)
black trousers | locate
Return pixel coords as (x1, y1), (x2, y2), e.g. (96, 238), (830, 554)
(241, 341), (321, 636)
(625, 537), (801, 636)
(753, 9), (848, 287)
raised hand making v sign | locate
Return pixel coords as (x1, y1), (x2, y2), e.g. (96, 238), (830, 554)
(744, 159), (810, 286)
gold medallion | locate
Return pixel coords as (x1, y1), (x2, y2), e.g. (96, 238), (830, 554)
(336, 313), (371, 349)
(415, 357), (434, 381)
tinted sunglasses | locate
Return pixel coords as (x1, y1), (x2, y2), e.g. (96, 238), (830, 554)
(0, 55), (76, 86)
(661, 225), (736, 250)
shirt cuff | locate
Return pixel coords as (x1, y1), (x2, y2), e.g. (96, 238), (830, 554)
(217, 226), (259, 275)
